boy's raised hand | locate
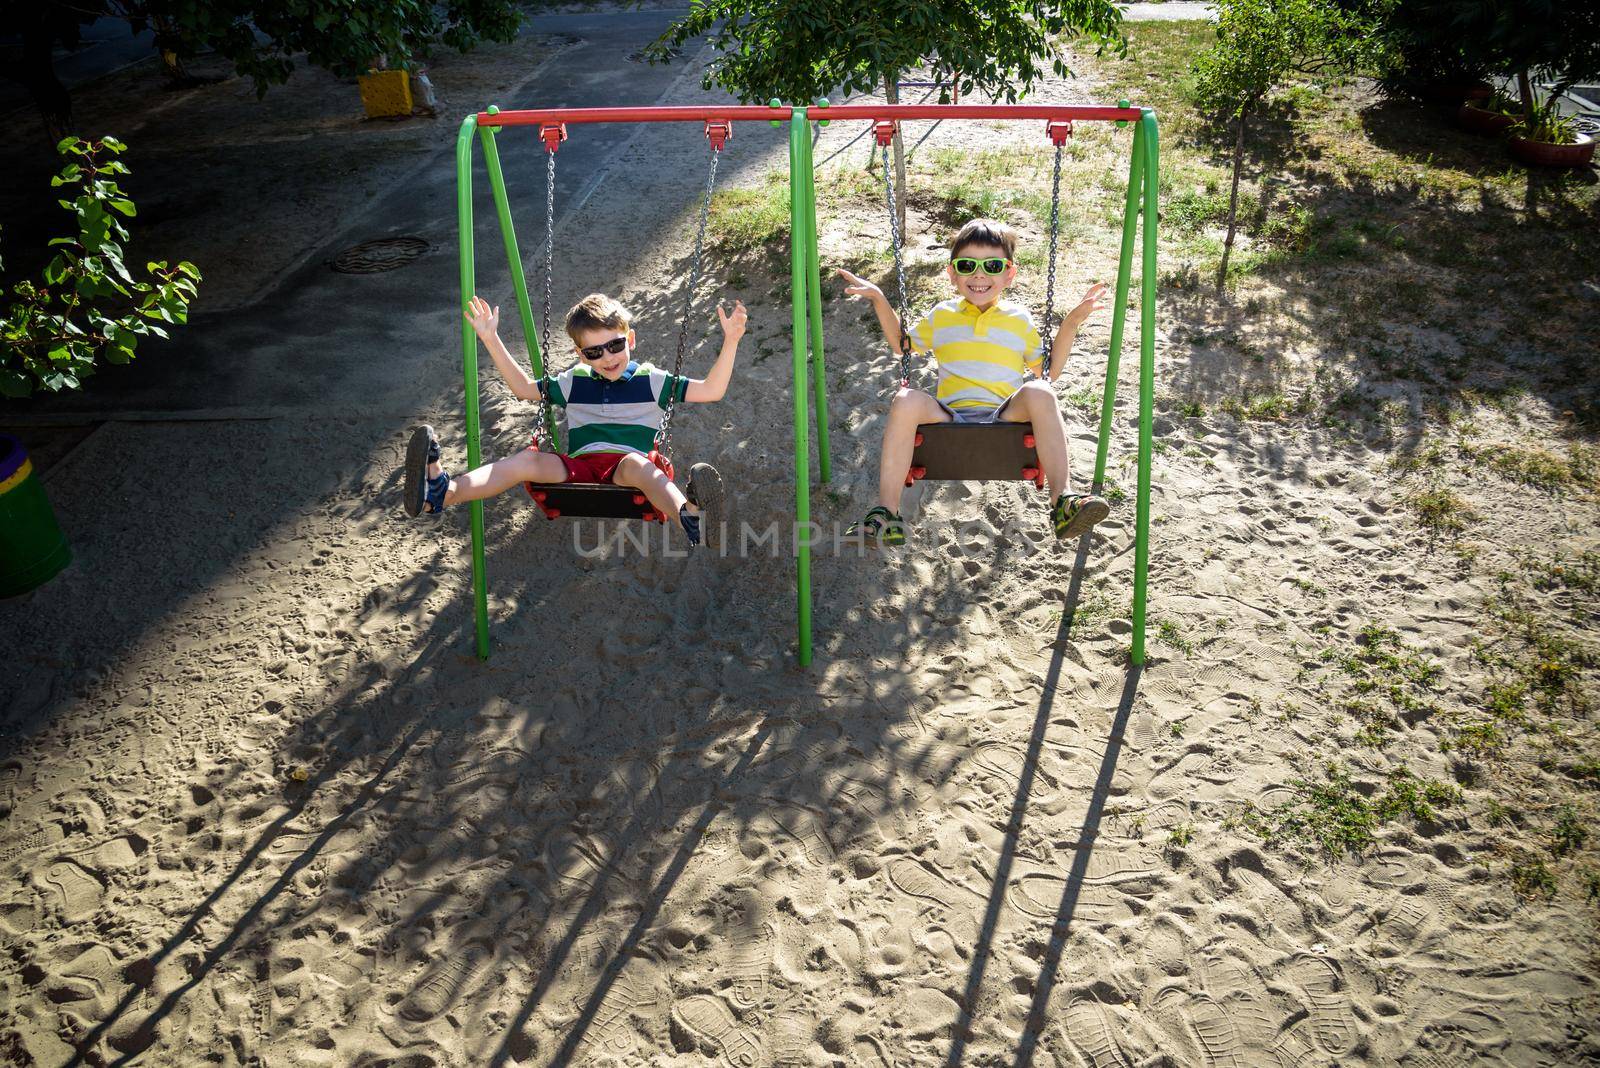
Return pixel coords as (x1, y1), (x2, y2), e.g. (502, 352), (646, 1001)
(1065, 282), (1110, 327)
(836, 267), (885, 305)
(464, 295), (499, 338)
(717, 300), (748, 342)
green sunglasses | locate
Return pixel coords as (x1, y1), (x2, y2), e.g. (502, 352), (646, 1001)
(951, 256), (1011, 277)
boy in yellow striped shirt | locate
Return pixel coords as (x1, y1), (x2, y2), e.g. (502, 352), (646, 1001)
(837, 218), (1110, 546)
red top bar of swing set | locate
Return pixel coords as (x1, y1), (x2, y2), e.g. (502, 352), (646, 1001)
(474, 103), (1144, 127)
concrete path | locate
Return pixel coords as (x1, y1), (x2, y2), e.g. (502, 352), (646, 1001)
(1119, 3), (1216, 20)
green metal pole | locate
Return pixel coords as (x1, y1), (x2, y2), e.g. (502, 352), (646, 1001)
(1130, 112), (1159, 667)
(1092, 127), (1146, 488)
(801, 122), (831, 484)
(479, 107), (558, 448)
(789, 109), (814, 667)
(456, 114), (491, 660)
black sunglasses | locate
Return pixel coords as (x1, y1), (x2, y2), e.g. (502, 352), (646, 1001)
(951, 256), (1011, 277)
(579, 336), (629, 361)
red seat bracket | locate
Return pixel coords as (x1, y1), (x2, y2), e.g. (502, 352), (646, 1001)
(704, 119), (731, 150)
(1045, 119), (1072, 146)
(873, 120), (898, 147)
(540, 122), (568, 152)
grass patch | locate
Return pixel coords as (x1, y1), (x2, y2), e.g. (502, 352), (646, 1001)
(1155, 618), (1195, 655)
(1246, 763), (1459, 856)
(1511, 858), (1558, 900)
(1551, 804), (1588, 859)
(1467, 443), (1600, 494)
(1220, 390), (1312, 421)
(1310, 623), (1443, 748)
(1406, 486), (1474, 536)
(710, 171), (790, 254)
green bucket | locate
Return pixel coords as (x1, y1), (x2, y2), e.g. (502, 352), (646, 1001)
(0, 434), (71, 597)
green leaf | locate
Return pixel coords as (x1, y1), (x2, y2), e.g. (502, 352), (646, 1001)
(0, 369), (31, 398)
(107, 200), (137, 217)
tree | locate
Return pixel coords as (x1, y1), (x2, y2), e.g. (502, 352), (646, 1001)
(1192, 0), (1372, 296)
(2, 136), (200, 397)
(13, 0), (523, 140)
(1349, 0), (1600, 124)
(645, 0), (1126, 232)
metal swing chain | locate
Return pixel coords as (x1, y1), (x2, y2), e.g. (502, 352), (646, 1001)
(881, 140), (915, 388)
(656, 143), (721, 458)
(1041, 141), (1064, 379)
(533, 146), (558, 450)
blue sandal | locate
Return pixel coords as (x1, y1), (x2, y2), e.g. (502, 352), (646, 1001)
(404, 425), (450, 517)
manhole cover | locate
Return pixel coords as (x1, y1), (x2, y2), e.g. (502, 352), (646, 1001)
(330, 236), (430, 274)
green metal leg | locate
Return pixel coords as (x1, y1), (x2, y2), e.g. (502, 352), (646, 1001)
(1131, 113), (1159, 667)
(1093, 129), (1146, 488)
(456, 115), (491, 660)
(480, 112), (556, 445)
(801, 124), (831, 485)
(789, 110), (814, 667)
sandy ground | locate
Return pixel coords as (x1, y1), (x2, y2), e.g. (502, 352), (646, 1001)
(2, 9), (1598, 1068)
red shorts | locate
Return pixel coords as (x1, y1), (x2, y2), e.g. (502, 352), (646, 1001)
(556, 450), (629, 485)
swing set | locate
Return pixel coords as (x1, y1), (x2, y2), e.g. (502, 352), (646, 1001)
(456, 101), (1159, 669)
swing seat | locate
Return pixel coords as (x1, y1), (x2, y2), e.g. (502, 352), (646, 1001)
(906, 422), (1046, 490)
(524, 449), (675, 522)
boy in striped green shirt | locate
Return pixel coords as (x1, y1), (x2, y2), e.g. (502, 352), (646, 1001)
(837, 218), (1110, 546)
(404, 293), (746, 548)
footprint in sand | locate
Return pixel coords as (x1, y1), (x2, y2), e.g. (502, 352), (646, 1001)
(1283, 953), (1356, 1056)
(1009, 845), (1165, 920)
(1181, 992), (1246, 1068)
(1372, 887), (1454, 952)
(0, 823), (66, 866)
(770, 806), (834, 867)
(1269, 1021), (1322, 1068)
(396, 941), (493, 1023)
(671, 994), (763, 1068)
(582, 970), (659, 1057)
(1401, 1025), (1476, 1067)
(544, 828), (614, 894)
(766, 1010), (813, 1066)
(41, 860), (104, 923)
(1062, 998), (1130, 1068)
(726, 915), (775, 1010)
(886, 857), (979, 943)
(443, 748), (530, 803)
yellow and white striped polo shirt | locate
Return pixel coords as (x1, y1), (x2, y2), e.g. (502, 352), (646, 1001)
(910, 298), (1044, 411)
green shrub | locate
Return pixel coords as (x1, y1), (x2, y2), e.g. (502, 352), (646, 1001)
(2, 136), (199, 397)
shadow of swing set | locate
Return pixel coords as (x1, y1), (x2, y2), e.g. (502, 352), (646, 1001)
(455, 101), (1160, 669)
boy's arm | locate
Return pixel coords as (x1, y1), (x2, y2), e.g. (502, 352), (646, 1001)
(464, 295), (543, 401)
(684, 300), (747, 402)
(1044, 282), (1110, 382)
(837, 268), (914, 353)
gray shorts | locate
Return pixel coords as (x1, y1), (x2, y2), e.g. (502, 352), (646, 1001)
(935, 394), (1019, 424)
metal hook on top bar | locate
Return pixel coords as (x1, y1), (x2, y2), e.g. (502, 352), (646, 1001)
(872, 119), (898, 147)
(704, 119), (731, 150)
(1045, 119), (1073, 145)
(539, 122), (568, 153)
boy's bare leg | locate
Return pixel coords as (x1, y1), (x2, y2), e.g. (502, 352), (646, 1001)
(443, 449), (566, 505)
(613, 453), (688, 517)
(879, 387), (951, 512)
(1002, 381), (1071, 499)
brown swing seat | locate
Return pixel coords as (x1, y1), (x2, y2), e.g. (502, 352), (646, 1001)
(905, 421), (1047, 491)
(523, 448), (674, 523)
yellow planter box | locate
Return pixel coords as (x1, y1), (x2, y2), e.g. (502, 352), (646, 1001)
(358, 69), (413, 118)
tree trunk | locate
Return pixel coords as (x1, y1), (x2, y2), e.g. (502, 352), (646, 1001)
(885, 72), (908, 237)
(22, 14), (73, 145)
(1516, 69), (1536, 124)
(1216, 109), (1247, 298)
